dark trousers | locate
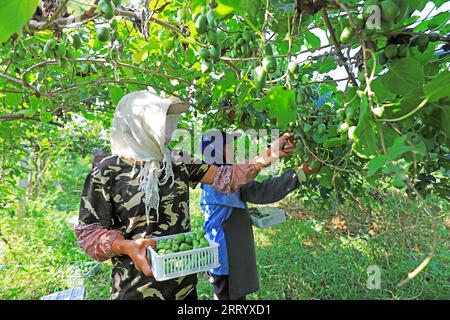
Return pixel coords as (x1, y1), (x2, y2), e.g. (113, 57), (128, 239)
(210, 274), (246, 300)
(183, 288), (198, 300)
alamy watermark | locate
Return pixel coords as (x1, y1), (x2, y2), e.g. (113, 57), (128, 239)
(367, 265), (381, 290)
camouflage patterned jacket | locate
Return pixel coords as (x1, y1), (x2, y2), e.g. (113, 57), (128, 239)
(77, 154), (210, 300)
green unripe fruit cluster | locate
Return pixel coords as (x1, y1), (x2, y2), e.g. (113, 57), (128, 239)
(43, 38), (75, 61)
(363, 0), (411, 32)
(229, 30), (255, 59)
(156, 231), (209, 255)
(379, 43), (412, 66)
(196, 3), (226, 74)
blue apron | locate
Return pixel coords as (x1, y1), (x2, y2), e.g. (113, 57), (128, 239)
(200, 184), (245, 275)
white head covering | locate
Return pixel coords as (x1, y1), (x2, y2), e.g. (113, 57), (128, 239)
(111, 90), (187, 224)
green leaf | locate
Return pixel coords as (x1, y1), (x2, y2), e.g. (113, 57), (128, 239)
(353, 95), (379, 158)
(215, 2), (235, 16)
(0, 0), (40, 43)
(382, 90), (424, 118)
(367, 155), (389, 177)
(40, 109), (52, 123)
(5, 93), (21, 106)
(371, 77), (395, 101)
(109, 87), (124, 105)
(272, 0), (296, 13)
(261, 86), (297, 129)
(381, 58), (424, 96)
(424, 70), (450, 103)
(220, 0), (262, 27)
(132, 49), (148, 63)
(316, 167), (334, 189)
(305, 31), (321, 49)
(143, 37), (161, 54)
(410, 43), (436, 64)
(323, 137), (344, 148)
(318, 57), (337, 73)
(388, 135), (424, 160)
(431, 105), (450, 139)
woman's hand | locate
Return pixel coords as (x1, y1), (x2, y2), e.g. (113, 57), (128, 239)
(112, 238), (156, 277)
(272, 132), (296, 158)
(255, 133), (296, 169)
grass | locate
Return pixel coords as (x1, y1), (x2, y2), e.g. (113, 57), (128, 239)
(190, 188), (450, 300)
(0, 157), (448, 300)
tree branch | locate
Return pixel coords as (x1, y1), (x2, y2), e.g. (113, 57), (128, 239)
(21, 58), (211, 95)
(40, 0), (71, 30)
(321, 8), (358, 86)
(0, 72), (24, 86)
(0, 113), (63, 126)
(29, 5), (99, 30)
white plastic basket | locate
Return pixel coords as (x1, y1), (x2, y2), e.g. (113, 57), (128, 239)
(249, 207), (287, 229)
(147, 232), (219, 281)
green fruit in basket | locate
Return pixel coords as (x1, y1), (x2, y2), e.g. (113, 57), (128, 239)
(192, 239), (199, 248)
(157, 242), (167, 250)
(172, 244), (180, 252)
(186, 234), (196, 243)
(175, 233), (186, 242)
(165, 249), (174, 254)
(180, 243), (193, 251)
(199, 239), (209, 248)
(158, 249), (166, 255)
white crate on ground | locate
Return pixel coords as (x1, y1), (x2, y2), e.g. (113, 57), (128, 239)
(147, 232), (219, 281)
(249, 206), (287, 229)
(41, 285), (85, 300)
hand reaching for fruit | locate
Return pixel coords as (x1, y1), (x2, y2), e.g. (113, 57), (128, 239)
(269, 132), (297, 157)
(255, 133), (296, 169)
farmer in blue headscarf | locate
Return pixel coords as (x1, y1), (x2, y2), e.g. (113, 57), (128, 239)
(200, 129), (320, 300)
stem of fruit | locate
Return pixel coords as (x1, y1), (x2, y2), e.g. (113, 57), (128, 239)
(297, 134), (355, 173)
(379, 98), (429, 123)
